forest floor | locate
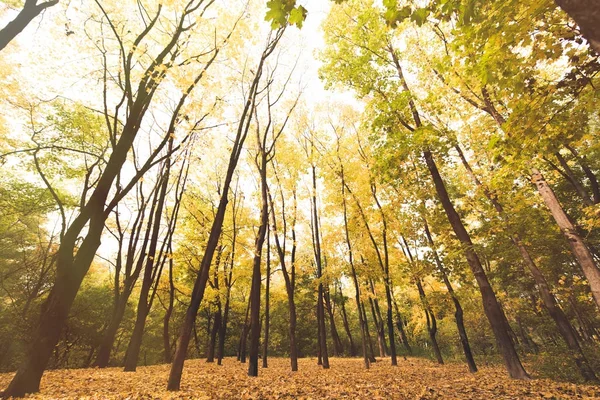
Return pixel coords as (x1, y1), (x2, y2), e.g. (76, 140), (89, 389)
(1, 357), (599, 399)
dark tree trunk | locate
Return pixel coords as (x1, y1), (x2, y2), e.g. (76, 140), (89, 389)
(262, 226), (271, 369)
(163, 254), (176, 364)
(393, 304), (412, 356)
(311, 163), (329, 369)
(167, 30), (284, 389)
(361, 301), (377, 363)
(124, 154), (171, 372)
(554, 0), (600, 53)
(268, 177), (299, 371)
(337, 284), (357, 357)
(415, 279), (444, 365)
(337, 141), (368, 366)
(368, 279), (388, 358)
(324, 287), (344, 357)
(423, 149), (529, 379)
(239, 297), (251, 364)
(206, 309), (221, 363)
(423, 218), (477, 372)
(0, 0), (59, 52)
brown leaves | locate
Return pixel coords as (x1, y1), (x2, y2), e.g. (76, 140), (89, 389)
(0, 357), (598, 399)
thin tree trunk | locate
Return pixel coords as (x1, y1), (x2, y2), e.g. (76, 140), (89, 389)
(262, 226), (271, 369)
(337, 284), (357, 357)
(124, 152), (172, 372)
(206, 309), (221, 363)
(415, 279), (444, 364)
(239, 296), (251, 363)
(337, 135), (368, 367)
(361, 301), (377, 363)
(324, 286), (344, 356)
(167, 30), (284, 390)
(392, 300), (412, 356)
(423, 149), (528, 379)
(311, 163), (329, 369)
(423, 218), (477, 372)
(163, 253), (176, 363)
(218, 188), (241, 366)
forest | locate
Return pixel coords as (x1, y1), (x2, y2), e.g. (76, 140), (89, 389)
(0, 0), (600, 398)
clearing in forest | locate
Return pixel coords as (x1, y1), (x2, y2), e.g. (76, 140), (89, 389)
(0, 358), (598, 399)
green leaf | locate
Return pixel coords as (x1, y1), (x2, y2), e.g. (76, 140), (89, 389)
(410, 8), (430, 26)
(289, 5), (308, 28)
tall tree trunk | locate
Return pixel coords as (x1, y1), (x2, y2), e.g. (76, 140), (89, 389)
(268, 173), (299, 371)
(337, 135), (368, 367)
(367, 278), (388, 358)
(0, 0), (59, 52)
(311, 163), (329, 369)
(163, 253), (176, 363)
(239, 296), (251, 364)
(262, 226), (271, 369)
(423, 218), (477, 372)
(362, 301), (377, 363)
(554, 0), (600, 54)
(96, 180), (160, 368)
(337, 284), (357, 357)
(415, 279), (444, 364)
(218, 187), (241, 366)
(206, 309), (221, 363)
(388, 46), (527, 377)
(167, 30), (284, 390)
(369, 295), (387, 358)
(532, 169), (600, 312)
(423, 150), (529, 379)
(392, 300), (412, 356)
(124, 154), (171, 372)
(324, 287), (344, 356)
(4, 4), (213, 395)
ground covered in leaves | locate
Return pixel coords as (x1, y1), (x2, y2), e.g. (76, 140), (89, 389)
(1, 357), (599, 399)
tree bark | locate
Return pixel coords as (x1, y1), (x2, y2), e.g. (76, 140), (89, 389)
(423, 149), (529, 379)
(423, 218), (477, 372)
(531, 169), (600, 312)
(338, 159), (369, 366)
(167, 29), (284, 390)
(554, 0), (600, 53)
(324, 286), (344, 356)
(337, 284), (357, 357)
(262, 226), (271, 369)
(123, 152), (172, 372)
(311, 163), (329, 369)
(0, 0), (59, 52)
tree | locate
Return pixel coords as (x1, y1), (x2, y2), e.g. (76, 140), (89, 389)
(167, 27), (286, 390)
(0, 0), (59, 52)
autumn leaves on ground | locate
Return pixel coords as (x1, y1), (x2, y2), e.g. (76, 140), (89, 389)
(0, 357), (597, 400)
